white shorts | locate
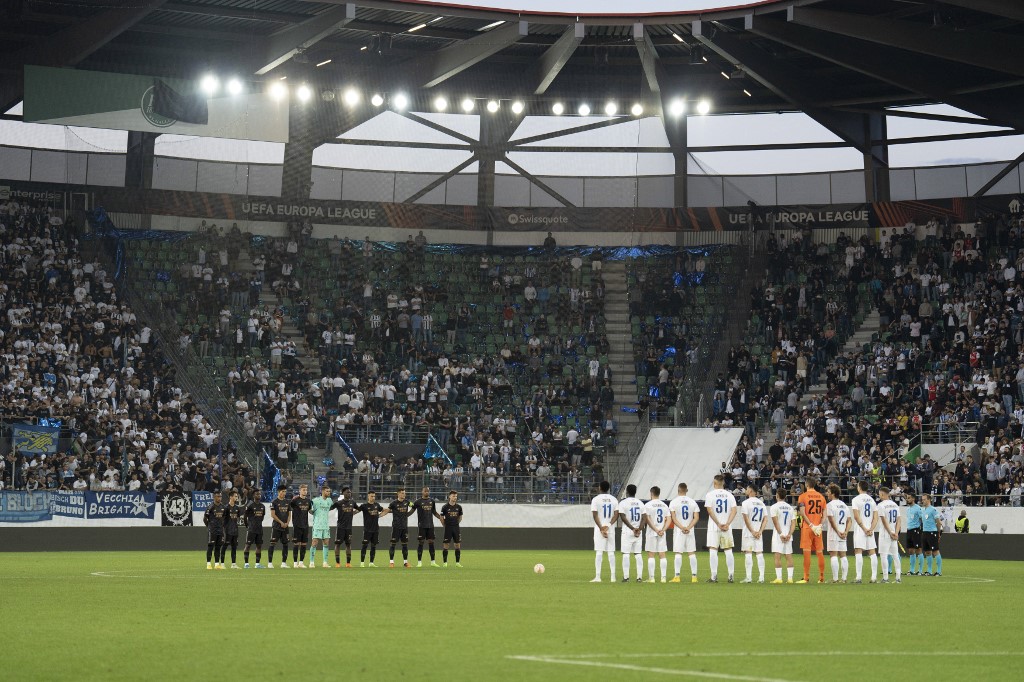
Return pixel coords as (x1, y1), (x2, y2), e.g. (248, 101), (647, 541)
(771, 534), (793, 555)
(645, 532), (668, 553)
(877, 532), (899, 557)
(706, 526), (734, 550)
(620, 529), (643, 555)
(741, 531), (764, 553)
(827, 531), (848, 553)
(673, 529), (697, 554)
(593, 527), (615, 552)
(853, 530), (877, 551)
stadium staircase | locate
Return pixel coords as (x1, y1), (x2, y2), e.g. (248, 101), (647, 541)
(797, 307), (880, 413)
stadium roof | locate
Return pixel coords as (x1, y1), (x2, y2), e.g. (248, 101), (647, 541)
(3, 0), (1024, 139)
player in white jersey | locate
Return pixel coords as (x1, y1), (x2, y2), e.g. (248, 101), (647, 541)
(850, 480), (879, 584)
(739, 484), (768, 583)
(617, 484), (646, 583)
(876, 487), (902, 583)
(704, 474), (737, 583)
(643, 487), (670, 583)
(769, 488), (796, 583)
(668, 482), (700, 583)
(825, 484), (851, 583)
(590, 481), (618, 583)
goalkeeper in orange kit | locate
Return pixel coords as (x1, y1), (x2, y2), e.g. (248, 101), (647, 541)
(797, 477), (827, 583)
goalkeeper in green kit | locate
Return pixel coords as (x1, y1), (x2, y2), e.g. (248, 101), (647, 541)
(309, 485), (334, 568)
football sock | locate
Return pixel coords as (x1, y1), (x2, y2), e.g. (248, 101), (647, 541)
(281, 543), (288, 559)
(756, 554), (765, 580)
(744, 554), (753, 580)
(635, 554), (643, 579)
(870, 554), (878, 581)
(647, 557), (655, 578)
(855, 554), (864, 580)
(256, 551), (261, 564)
(300, 547), (307, 563)
(206, 543), (214, 562)
(443, 549), (449, 562)
(390, 546), (396, 561)
(322, 547), (329, 564)
(369, 547), (376, 562)
(817, 552), (825, 578)
(723, 549), (735, 577)
(831, 556), (839, 581)
(360, 545), (367, 562)
(894, 554), (902, 578)
(417, 543), (424, 560)
(608, 551), (616, 580)
(293, 547), (299, 562)
(214, 541), (222, 563)
(429, 545), (436, 560)
(787, 567), (794, 581)
(709, 549), (719, 579)
(840, 557), (849, 581)
(244, 550), (250, 564)
(926, 555), (933, 573)
(689, 554), (698, 577)
(346, 548), (352, 563)
(402, 546), (409, 561)
(936, 554), (942, 573)
(658, 557), (667, 580)
(596, 551), (604, 579)
(881, 554), (890, 579)
(268, 548), (274, 563)
(802, 551), (811, 580)
(623, 553), (632, 578)
(674, 554), (683, 577)
(776, 567), (783, 580)
(908, 553), (916, 572)
(336, 547), (342, 563)
(454, 549), (460, 562)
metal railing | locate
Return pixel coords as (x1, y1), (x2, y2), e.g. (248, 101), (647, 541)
(312, 470), (598, 504)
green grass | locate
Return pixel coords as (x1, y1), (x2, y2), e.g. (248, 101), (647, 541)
(2, 551), (1021, 681)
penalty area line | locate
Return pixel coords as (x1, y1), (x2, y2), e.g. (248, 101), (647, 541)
(506, 655), (800, 682)
(516, 651), (1024, 661)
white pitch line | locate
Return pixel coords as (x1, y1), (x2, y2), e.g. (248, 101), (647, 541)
(507, 655), (799, 682)
(531, 651), (1024, 660)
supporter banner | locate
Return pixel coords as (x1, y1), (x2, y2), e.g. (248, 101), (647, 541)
(23, 66), (289, 143)
(11, 423), (60, 454)
(84, 492), (157, 519)
(50, 491), (86, 518)
(0, 491), (53, 523)
(161, 492), (193, 526)
(191, 491), (214, 512)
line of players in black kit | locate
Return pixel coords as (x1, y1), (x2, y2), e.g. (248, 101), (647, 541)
(202, 484), (465, 570)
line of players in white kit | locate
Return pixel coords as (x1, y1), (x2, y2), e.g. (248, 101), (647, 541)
(590, 476), (907, 584)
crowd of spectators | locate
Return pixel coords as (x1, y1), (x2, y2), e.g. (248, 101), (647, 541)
(718, 217), (1024, 506)
(0, 199), (257, 498)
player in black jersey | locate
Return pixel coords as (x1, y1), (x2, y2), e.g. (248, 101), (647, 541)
(203, 491), (226, 570)
(290, 484), (313, 568)
(382, 488), (415, 568)
(330, 487), (360, 567)
(358, 491), (384, 567)
(268, 485), (291, 568)
(243, 494), (266, 568)
(441, 490), (464, 567)
(413, 486), (444, 568)
(220, 491), (243, 569)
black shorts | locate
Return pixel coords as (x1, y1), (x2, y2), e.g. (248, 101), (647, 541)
(363, 530), (379, 546)
(271, 527), (289, 544)
(207, 530), (224, 543)
(335, 528), (353, 545)
(292, 527), (309, 543)
(390, 527), (409, 544)
(443, 526), (461, 543)
(225, 533), (239, 544)
(906, 528), (922, 550)
(417, 526), (435, 542)
(922, 531), (940, 552)
(246, 530), (263, 546)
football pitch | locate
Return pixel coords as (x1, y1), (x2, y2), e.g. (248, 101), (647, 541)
(2, 551), (1021, 681)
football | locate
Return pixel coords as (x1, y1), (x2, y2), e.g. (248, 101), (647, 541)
(534, 563), (545, 574)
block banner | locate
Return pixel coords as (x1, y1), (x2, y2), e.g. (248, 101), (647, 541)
(51, 491), (86, 518)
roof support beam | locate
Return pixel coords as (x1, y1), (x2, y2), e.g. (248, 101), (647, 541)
(791, 7), (1024, 78)
(937, 0), (1024, 23)
(404, 157), (478, 204)
(972, 151), (1024, 198)
(248, 3), (355, 76)
(750, 15), (1024, 129)
(633, 24), (660, 93)
(501, 156), (577, 208)
(534, 23), (583, 95)
(415, 21), (528, 88)
(692, 20), (882, 163)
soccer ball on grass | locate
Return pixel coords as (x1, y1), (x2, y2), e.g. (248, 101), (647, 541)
(534, 563), (545, 574)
